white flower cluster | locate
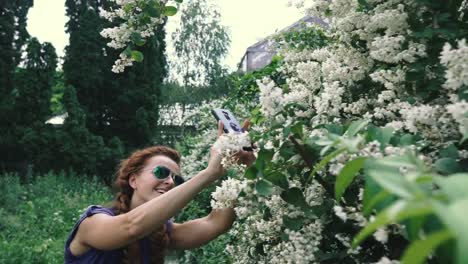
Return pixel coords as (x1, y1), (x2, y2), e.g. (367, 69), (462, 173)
(225, 189), (324, 264)
(440, 39), (468, 91)
(373, 256), (401, 264)
(100, 0), (168, 73)
(446, 100), (468, 137)
(210, 178), (248, 209)
(213, 132), (252, 169)
(257, 77), (285, 118)
(400, 104), (440, 133)
(265, 222), (322, 264)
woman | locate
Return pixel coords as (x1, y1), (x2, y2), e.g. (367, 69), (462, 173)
(64, 121), (254, 263)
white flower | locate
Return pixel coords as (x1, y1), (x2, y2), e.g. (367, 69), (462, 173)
(373, 256), (401, 264)
(257, 78), (285, 118)
(211, 178), (247, 209)
(440, 39), (468, 91)
(213, 132), (251, 169)
(333, 205), (347, 222)
(374, 228), (389, 243)
(446, 100), (468, 136)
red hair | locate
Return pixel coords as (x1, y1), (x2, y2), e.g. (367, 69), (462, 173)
(112, 145), (181, 264)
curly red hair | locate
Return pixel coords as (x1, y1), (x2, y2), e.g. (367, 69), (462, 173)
(112, 145), (181, 264)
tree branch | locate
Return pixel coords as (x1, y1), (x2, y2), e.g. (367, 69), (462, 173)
(289, 135), (335, 199)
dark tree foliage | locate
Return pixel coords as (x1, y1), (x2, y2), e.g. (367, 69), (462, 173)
(15, 38), (58, 126)
(0, 0), (33, 173)
(107, 29), (167, 150)
(0, 0), (32, 95)
(63, 0), (167, 153)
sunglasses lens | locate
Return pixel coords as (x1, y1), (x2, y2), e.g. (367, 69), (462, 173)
(173, 175), (185, 186)
(153, 166), (171, 180)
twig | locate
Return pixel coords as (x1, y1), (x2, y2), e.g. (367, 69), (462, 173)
(289, 135), (335, 198)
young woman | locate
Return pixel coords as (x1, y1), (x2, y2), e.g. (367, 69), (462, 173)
(64, 121), (254, 263)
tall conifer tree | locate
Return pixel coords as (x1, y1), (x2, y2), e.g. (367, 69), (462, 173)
(0, 0), (34, 171)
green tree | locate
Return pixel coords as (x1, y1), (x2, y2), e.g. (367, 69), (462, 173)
(50, 71), (66, 115)
(15, 38), (58, 126)
(171, 0), (230, 88)
(0, 0), (37, 173)
(0, 0), (32, 95)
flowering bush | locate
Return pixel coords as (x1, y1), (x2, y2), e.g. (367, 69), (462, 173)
(206, 1), (468, 263)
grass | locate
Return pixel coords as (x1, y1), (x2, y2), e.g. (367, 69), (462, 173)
(0, 172), (112, 264)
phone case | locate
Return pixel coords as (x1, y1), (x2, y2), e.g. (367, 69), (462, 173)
(211, 108), (243, 133)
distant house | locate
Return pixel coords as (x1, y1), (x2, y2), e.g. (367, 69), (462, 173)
(237, 16), (327, 73)
(45, 113), (68, 125)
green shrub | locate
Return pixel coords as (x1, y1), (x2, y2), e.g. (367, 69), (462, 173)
(0, 172), (112, 263)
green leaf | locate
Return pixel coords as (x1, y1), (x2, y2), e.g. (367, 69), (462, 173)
(364, 154), (427, 199)
(124, 46), (133, 56)
(401, 230), (453, 264)
(282, 215), (304, 231)
(435, 174), (468, 202)
(164, 6), (177, 16)
(175, 0), (183, 3)
(291, 122), (304, 138)
(404, 215), (427, 242)
(324, 124), (343, 135)
(353, 201), (432, 247)
(368, 126), (394, 148)
(363, 190), (391, 216)
(130, 32), (146, 46)
(434, 158), (461, 174)
(440, 144), (459, 159)
(256, 179), (276, 196)
(146, 5), (160, 18)
(265, 171), (289, 189)
(309, 148), (346, 182)
(245, 166), (257, 180)
(257, 148), (274, 165)
(432, 199), (468, 264)
(281, 187), (308, 208)
(344, 120), (368, 137)
(279, 141), (296, 158)
(131, 50), (144, 62)
(400, 134), (415, 146)
(335, 157), (367, 201)
(123, 3), (133, 13)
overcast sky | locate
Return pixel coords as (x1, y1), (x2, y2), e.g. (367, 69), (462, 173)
(27, 0), (303, 70)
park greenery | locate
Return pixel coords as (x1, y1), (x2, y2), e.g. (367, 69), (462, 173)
(1, 0), (468, 264)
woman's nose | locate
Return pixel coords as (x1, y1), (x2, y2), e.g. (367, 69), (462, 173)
(162, 175), (175, 186)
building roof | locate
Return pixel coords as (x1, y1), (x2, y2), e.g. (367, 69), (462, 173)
(238, 15), (327, 72)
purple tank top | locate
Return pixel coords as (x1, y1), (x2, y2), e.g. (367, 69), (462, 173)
(64, 205), (173, 264)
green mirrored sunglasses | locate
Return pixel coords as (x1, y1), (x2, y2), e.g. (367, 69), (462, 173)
(152, 166), (185, 186)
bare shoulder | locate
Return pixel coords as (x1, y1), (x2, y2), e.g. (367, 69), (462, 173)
(70, 212), (133, 254)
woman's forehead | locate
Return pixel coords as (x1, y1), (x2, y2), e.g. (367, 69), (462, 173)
(145, 155), (180, 173)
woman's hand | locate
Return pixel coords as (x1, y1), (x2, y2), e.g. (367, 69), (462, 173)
(233, 119), (256, 167)
(206, 121), (228, 179)
(207, 119), (257, 178)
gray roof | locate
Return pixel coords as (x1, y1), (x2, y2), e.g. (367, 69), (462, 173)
(238, 16), (327, 73)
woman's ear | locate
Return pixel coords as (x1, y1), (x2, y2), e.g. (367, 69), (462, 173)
(129, 173), (137, 190)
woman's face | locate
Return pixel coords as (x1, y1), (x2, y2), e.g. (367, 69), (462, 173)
(129, 155), (180, 207)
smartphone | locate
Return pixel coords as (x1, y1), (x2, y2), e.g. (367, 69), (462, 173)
(211, 108), (243, 133)
(212, 108), (254, 151)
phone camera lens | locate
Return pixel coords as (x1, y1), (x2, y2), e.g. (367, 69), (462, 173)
(230, 122), (240, 131)
(222, 110), (231, 120)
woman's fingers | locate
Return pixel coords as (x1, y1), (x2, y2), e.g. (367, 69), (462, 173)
(242, 119), (251, 131)
(217, 120), (224, 138)
(232, 150), (256, 167)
